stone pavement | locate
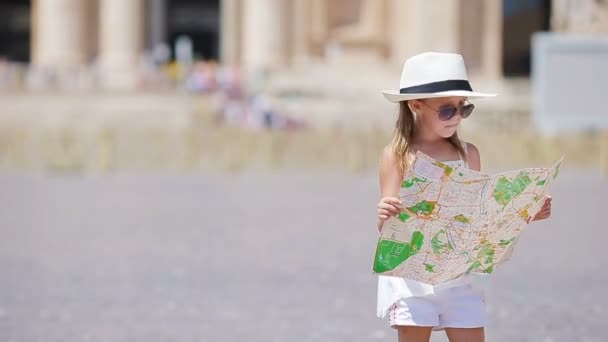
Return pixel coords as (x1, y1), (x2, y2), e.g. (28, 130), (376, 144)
(0, 170), (606, 341)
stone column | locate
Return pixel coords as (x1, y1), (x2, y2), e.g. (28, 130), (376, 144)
(98, 0), (144, 90)
(457, 0), (484, 71)
(310, 0), (329, 57)
(327, 0), (389, 63)
(420, 0), (460, 52)
(220, 0), (242, 65)
(241, 0), (287, 70)
(389, 0), (413, 64)
(32, 0), (87, 69)
(291, 0), (311, 66)
(481, 0), (502, 79)
(390, 0), (460, 64)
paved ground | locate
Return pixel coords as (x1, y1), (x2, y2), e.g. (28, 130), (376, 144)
(0, 170), (606, 342)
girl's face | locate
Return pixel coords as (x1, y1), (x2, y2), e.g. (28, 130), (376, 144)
(410, 96), (470, 138)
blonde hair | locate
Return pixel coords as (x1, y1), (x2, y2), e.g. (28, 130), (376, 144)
(389, 101), (467, 173)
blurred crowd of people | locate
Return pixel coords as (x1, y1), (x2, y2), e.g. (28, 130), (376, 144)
(0, 54), (307, 132)
(186, 64), (306, 131)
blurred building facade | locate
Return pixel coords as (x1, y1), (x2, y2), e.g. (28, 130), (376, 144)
(0, 0), (607, 89)
(0, 0), (607, 174)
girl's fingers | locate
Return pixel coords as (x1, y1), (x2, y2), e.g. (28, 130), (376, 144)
(383, 197), (402, 206)
(378, 208), (400, 217)
(378, 203), (401, 215)
(377, 203), (391, 210)
(378, 208), (392, 216)
(377, 203), (396, 213)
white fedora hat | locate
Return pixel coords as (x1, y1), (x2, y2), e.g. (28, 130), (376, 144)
(382, 52), (497, 103)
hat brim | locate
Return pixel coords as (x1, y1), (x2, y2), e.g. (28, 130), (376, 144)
(381, 90), (497, 103)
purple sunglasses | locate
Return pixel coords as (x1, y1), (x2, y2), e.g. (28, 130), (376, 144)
(419, 101), (475, 121)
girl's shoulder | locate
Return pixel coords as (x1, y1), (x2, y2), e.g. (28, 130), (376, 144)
(380, 145), (397, 164)
(380, 145), (404, 173)
(379, 145), (405, 186)
(463, 141), (479, 157)
(462, 141), (481, 171)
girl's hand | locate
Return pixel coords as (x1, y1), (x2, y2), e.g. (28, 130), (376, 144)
(533, 196), (552, 221)
(377, 197), (402, 226)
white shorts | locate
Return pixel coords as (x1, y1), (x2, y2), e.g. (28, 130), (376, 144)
(388, 284), (487, 330)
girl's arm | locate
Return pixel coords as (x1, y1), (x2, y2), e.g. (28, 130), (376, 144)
(377, 147), (403, 231)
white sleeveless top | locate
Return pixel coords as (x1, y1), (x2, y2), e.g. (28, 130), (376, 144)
(376, 143), (491, 318)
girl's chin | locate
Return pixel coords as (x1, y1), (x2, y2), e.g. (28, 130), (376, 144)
(439, 127), (458, 137)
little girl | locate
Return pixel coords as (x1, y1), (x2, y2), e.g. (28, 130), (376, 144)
(376, 52), (552, 342)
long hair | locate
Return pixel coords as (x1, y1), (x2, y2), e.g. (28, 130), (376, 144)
(389, 102), (416, 174)
(389, 101), (468, 174)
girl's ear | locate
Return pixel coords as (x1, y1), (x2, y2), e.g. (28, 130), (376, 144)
(409, 100), (422, 112)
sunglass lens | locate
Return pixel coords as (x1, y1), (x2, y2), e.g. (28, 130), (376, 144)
(438, 107), (457, 121)
(461, 104), (475, 118)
